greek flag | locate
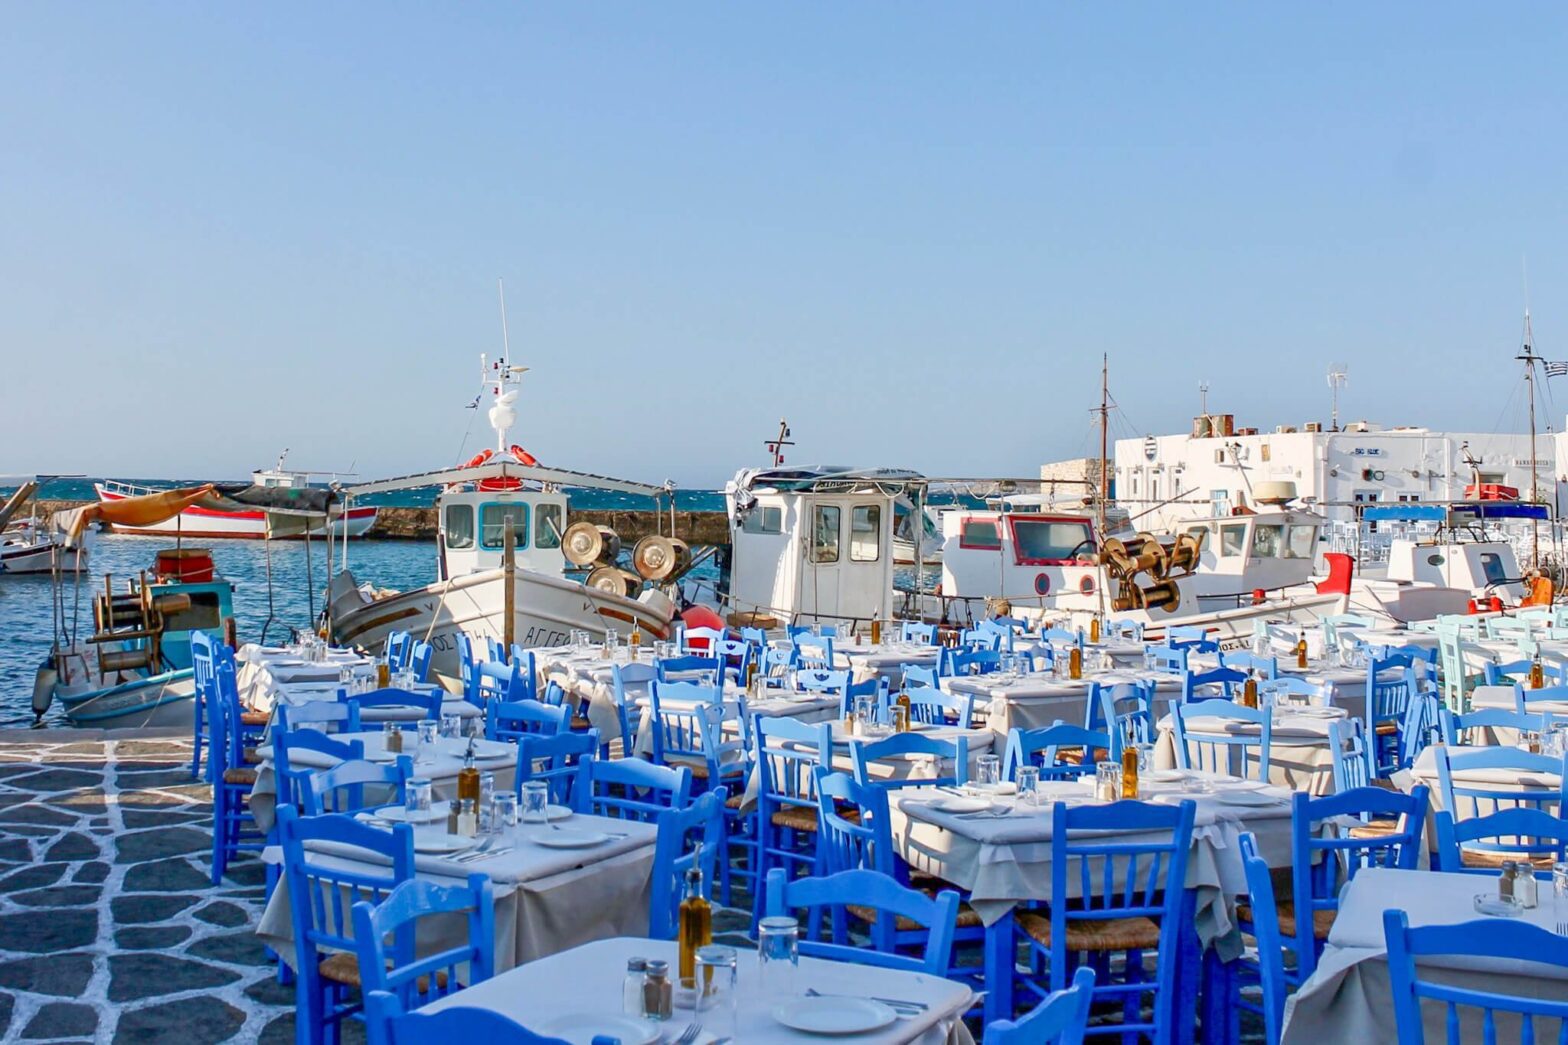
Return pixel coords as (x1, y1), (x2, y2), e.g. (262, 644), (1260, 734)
(1544, 361), (1568, 378)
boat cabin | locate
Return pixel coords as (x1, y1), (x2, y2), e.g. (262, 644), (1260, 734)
(940, 510), (1110, 615)
(1367, 503), (1538, 601)
(1172, 508), (1325, 600)
(722, 467), (908, 628)
(437, 484), (569, 581)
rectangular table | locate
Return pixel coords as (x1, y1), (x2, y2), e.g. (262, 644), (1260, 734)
(886, 775), (1295, 1024)
(258, 813), (658, 970)
(1281, 867), (1568, 1043)
(947, 670), (1183, 735)
(422, 936), (976, 1044)
(1154, 706), (1349, 795)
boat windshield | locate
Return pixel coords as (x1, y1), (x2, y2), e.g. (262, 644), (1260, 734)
(1010, 518), (1093, 564)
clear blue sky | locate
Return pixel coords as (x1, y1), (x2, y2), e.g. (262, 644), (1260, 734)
(5, 4), (1568, 488)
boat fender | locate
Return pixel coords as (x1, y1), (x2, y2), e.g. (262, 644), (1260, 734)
(32, 661), (57, 717)
(1252, 588), (1266, 606)
(1466, 598), (1479, 615)
(680, 605), (727, 645)
(1488, 595), (1504, 613)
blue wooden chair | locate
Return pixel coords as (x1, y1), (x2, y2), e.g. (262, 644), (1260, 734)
(573, 756), (692, 822)
(1483, 656), (1535, 687)
(473, 658), (526, 706)
(1383, 909), (1568, 1045)
(1171, 699), (1273, 781)
(902, 664), (940, 689)
(764, 868), (959, 978)
(648, 789), (725, 939)
(904, 685), (974, 728)
(1220, 651), (1278, 679)
(278, 806), (414, 1045)
(1105, 619), (1144, 642)
(514, 730), (598, 806)
(753, 717), (832, 917)
(1256, 676), (1322, 707)
(300, 756), (413, 816)
(1095, 680), (1156, 743)
(1015, 799), (1198, 1043)
(1319, 613), (1374, 649)
(408, 642), (433, 683)
(708, 637), (754, 689)
(344, 689), (443, 723)
(797, 668), (852, 695)
(1327, 718), (1371, 793)
(505, 647), (538, 691)
(901, 621), (939, 645)
(851, 731), (969, 790)
(1284, 787), (1428, 981)
(695, 703), (754, 905)
(363, 991), (608, 1045)
(838, 676), (887, 720)
(277, 701), (357, 733)
(607, 662), (655, 756)
(1438, 706), (1548, 746)
(788, 624), (838, 640)
(1435, 806), (1568, 874)
(1517, 682), (1568, 715)
(647, 679), (721, 767)
(486, 698), (567, 742)
(961, 627), (1005, 652)
(274, 730), (366, 810)
(943, 649), (1001, 677)
(1211, 831), (1290, 1045)
(1144, 644), (1189, 676)
(1434, 746), (1568, 861)
(1365, 656), (1424, 776)
(190, 630), (219, 779)
(454, 633), (480, 705)
(1004, 723), (1113, 782)
(984, 966), (1095, 1045)
(1181, 666), (1246, 704)
(794, 635), (835, 670)
(1038, 626), (1084, 652)
(655, 654), (723, 689)
(351, 873), (493, 1015)
(385, 631), (413, 672)
(207, 668), (266, 884)
(740, 625), (769, 647)
(680, 625), (727, 654)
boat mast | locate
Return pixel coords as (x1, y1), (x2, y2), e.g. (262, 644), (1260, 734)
(1097, 354), (1109, 542)
(1519, 308), (1541, 566)
(765, 419), (793, 467)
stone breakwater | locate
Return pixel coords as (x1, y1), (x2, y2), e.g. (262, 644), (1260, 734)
(0, 731), (289, 1042)
(32, 501), (730, 545)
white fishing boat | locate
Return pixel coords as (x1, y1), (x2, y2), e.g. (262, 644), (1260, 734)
(327, 355), (678, 689)
(94, 454), (378, 540)
(0, 480), (88, 575)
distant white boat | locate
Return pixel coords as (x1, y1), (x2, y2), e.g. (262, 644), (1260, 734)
(1, 519), (87, 575)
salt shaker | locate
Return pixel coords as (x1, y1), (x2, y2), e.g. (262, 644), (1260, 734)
(1515, 863), (1540, 909)
(622, 957), (647, 1017)
(642, 959), (673, 1020)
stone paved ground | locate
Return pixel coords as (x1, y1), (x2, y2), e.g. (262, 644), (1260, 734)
(0, 731), (297, 1044)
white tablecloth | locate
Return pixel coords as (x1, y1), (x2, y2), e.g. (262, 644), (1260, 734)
(1155, 706), (1348, 795)
(949, 670), (1184, 735)
(236, 644), (372, 712)
(1281, 867), (1568, 1043)
(887, 776), (1295, 953)
(834, 642), (942, 685)
(534, 645), (659, 745)
(633, 691), (839, 759)
(422, 936), (976, 1045)
(248, 731), (518, 833)
(741, 723), (996, 808)
(258, 814), (657, 970)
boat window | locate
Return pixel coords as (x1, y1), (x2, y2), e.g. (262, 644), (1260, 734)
(445, 504), (475, 550)
(1284, 525), (1317, 559)
(812, 505), (840, 563)
(850, 505), (880, 562)
(743, 506), (783, 535)
(535, 503), (563, 549)
(1251, 524), (1283, 558)
(960, 519), (1001, 550)
(1010, 518), (1093, 565)
(1479, 552), (1510, 587)
(1220, 524), (1247, 557)
(159, 591), (223, 632)
(481, 503), (530, 550)
(1183, 526), (1209, 546)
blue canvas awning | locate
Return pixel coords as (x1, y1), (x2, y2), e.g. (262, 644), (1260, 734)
(1362, 502), (1551, 523)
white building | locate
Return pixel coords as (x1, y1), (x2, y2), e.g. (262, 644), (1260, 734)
(1112, 415), (1553, 531)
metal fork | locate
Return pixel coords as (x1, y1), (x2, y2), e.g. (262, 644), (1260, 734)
(1557, 921), (1568, 937)
(673, 1022), (702, 1044)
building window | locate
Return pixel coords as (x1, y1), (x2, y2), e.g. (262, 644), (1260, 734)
(743, 506), (783, 534)
(480, 503), (530, 550)
(445, 504), (474, 550)
(812, 505), (841, 563)
(849, 505), (880, 562)
(1261, 444), (1272, 462)
(535, 503), (563, 548)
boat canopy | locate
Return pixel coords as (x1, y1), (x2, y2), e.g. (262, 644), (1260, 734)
(58, 483), (333, 544)
(1361, 502), (1551, 523)
(733, 466), (924, 496)
(342, 459), (666, 500)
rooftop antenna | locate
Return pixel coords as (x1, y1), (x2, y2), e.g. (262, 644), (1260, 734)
(1198, 380), (1209, 417)
(1327, 364), (1348, 432)
(765, 419), (794, 467)
(483, 279), (528, 452)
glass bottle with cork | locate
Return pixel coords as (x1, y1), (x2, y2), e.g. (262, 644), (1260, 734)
(1119, 726), (1140, 799)
(677, 843), (712, 990)
(1089, 616), (1101, 644)
(1068, 644), (1083, 680)
(1241, 670), (1259, 709)
(1295, 632), (1309, 670)
(895, 688), (912, 732)
(1531, 655), (1546, 690)
(870, 617), (882, 645)
(457, 739), (480, 810)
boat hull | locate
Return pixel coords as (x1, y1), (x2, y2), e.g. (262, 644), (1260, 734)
(56, 669), (196, 729)
(0, 539), (87, 574)
(328, 567), (675, 690)
(94, 485), (378, 540)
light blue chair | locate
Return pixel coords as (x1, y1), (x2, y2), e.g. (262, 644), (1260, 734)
(385, 631), (413, 672)
(764, 867), (959, 978)
(943, 649), (1001, 677)
(1004, 723), (1113, 782)
(344, 688), (444, 723)
(351, 874), (493, 1017)
(1433, 746), (1568, 845)
(903, 685), (974, 728)
(1145, 644), (1189, 677)
(1434, 806), (1568, 875)
(573, 757), (692, 822)
(794, 635), (835, 670)
(901, 621), (939, 645)
(1384, 910), (1568, 1045)
(364, 991), (608, 1045)
(984, 967), (1094, 1045)
(1096, 680), (1156, 744)
(647, 679), (722, 767)
(648, 789), (725, 939)
(1208, 831), (1289, 1045)
(655, 654), (723, 688)
(1105, 618), (1144, 642)
(1181, 666), (1246, 704)
(1171, 699), (1272, 781)
(1438, 706), (1547, 746)
(1220, 651), (1277, 680)
(608, 662), (655, 757)
(851, 731), (969, 789)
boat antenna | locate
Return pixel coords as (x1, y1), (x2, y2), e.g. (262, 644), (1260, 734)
(1327, 364), (1348, 432)
(498, 277), (512, 364)
(1198, 380), (1209, 417)
(1097, 355), (1109, 542)
(1517, 299), (1542, 567)
(765, 419), (794, 467)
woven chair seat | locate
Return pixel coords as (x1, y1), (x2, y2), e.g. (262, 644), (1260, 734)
(771, 805), (859, 832)
(1235, 898), (1335, 941)
(222, 767), (258, 786)
(725, 793), (746, 810)
(240, 710), (271, 727)
(1016, 910), (1162, 952)
(847, 899), (984, 931)
(1374, 722), (1399, 736)
(1347, 818), (1401, 839)
(242, 748), (262, 765)
(1459, 849), (1558, 871)
(570, 715), (592, 731)
(318, 952), (449, 992)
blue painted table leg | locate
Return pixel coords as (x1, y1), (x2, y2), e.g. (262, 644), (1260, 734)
(983, 910), (1014, 1026)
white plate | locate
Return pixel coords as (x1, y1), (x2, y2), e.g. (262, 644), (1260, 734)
(923, 796), (991, 814)
(537, 1013), (659, 1045)
(545, 804), (574, 821)
(371, 805), (446, 824)
(773, 996), (898, 1035)
(1146, 770), (1185, 783)
(412, 832), (477, 854)
(534, 828), (611, 849)
(1213, 791), (1280, 807)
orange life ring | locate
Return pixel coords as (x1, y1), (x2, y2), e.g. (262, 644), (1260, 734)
(509, 444), (540, 467)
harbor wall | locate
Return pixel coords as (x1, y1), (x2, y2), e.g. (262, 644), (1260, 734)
(31, 500), (731, 546)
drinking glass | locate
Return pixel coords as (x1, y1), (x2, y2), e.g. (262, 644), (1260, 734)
(1096, 761), (1122, 802)
(694, 945), (738, 1037)
(1135, 743), (1156, 775)
(976, 754), (1001, 790)
(854, 694), (876, 733)
(440, 713), (462, 740)
(405, 778), (433, 822)
(492, 791), (518, 830)
(1015, 765), (1041, 809)
(521, 780), (550, 824)
(1554, 863), (1568, 923)
(339, 666), (356, 689)
(757, 916), (799, 1000)
(479, 772), (496, 833)
(416, 720), (440, 763)
(605, 629), (619, 651)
